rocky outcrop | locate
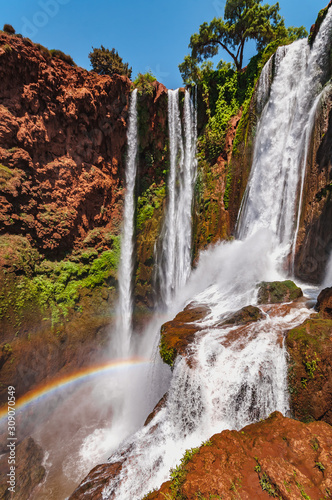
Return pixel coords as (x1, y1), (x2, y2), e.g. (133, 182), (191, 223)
(0, 32), (131, 256)
(294, 83), (332, 283)
(0, 437), (45, 499)
(257, 281), (303, 304)
(144, 412), (332, 500)
(316, 286), (332, 318)
(286, 314), (332, 425)
(159, 303), (210, 366)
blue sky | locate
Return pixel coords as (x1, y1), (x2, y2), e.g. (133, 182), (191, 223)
(0, 0), (328, 89)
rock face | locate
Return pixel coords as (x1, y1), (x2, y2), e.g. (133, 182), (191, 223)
(257, 281), (303, 304)
(144, 412), (332, 500)
(0, 32), (169, 404)
(0, 32), (130, 256)
(316, 286), (332, 318)
(286, 293), (332, 425)
(0, 437), (45, 499)
(159, 303), (211, 366)
(294, 82), (332, 283)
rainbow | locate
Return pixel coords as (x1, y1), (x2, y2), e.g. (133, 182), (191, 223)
(0, 357), (150, 422)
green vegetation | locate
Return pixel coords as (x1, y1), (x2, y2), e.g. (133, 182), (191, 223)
(179, 0), (307, 81)
(136, 183), (166, 231)
(159, 333), (176, 367)
(3, 24), (15, 35)
(34, 43), (76, 65)
(49, 49), (76, 66)
(259, 473), (281, 498)
(308, 6), (330, 46)
(257, 280), (302, 304)
(169, 446), (200, 499)
(132, 71), (156, 96)
(0, 235), (120, 328)
(310, 438), (319, 451)
(89, 45), (132, 78)
(315, 462), (325, 473)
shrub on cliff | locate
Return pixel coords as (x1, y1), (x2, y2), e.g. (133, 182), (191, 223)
(89, 45), (132, 78)
(132, 71), (156, 96)
(3, 24), (15, 35)
(49, 49), (76, 66)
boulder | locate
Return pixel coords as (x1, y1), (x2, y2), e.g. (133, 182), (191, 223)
(257, 280), (303, 304)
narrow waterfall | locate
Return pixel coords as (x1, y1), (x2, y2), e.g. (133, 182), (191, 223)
(156, 89), (197, 309)
(115, 89), (138, 357)
(237, 9), (332, 260)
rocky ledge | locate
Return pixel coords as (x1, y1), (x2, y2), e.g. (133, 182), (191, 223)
(144, 411), (332, 500)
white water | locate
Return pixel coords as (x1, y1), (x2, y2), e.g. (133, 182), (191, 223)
(237, 10), (332, 269)
(115, 89), (138, 357)
(156, 89), (197, 309)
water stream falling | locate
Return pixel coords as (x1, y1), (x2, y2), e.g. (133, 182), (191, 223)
(237, 13), (332, 267)
(93, 11), (332, 499)
(155, 89), (197, 309)
(115, 89), (138, 357)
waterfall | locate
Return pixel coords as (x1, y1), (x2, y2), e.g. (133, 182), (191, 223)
(237, 9), (332, 261)
(76, 12), (332, 500)
(155, 88), (197, 309)
(115, 89), (138, 357)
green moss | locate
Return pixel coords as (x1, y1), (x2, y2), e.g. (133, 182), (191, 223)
(0, 236), (120, 328)
(159, 333), (176, 367)
(257, 280), (302, 304)
(136, 183), (166, 230)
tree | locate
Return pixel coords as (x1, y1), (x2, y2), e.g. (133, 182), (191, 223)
(180, 0), (307, 80)
(89, 46), (132, 78)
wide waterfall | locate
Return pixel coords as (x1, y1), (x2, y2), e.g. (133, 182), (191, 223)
(115, 89), (138, 357)
(97, 9), (332, 500)
(156, 89), (197, 309)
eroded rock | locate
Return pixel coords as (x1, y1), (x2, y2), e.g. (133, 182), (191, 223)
(286, 316), (332, 424)
(144, 412), (332, 500)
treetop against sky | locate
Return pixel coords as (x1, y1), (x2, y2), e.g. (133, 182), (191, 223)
(0, 0), (328, 88)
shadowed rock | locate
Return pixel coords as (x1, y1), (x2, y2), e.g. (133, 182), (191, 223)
(257, 280), (303, 304)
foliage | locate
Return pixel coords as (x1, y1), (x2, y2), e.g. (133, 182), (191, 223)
(136, 183), (166, 231)
(179, 0), (307, 82)
(3, 24), (15, 35)
(0, 236), (120, 327)
(132, 71), (156, 96)
(169, 446), (200, 499)
(89, 45), (132, 78)
(50, 49), (76, 66)
(259, 473), (281, 498)
(159, 334), (176, 367)
(315, 462), (325, 472)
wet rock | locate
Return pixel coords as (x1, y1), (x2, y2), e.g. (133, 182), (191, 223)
(69, 462), (123, 500)
(144, 412), (332, 500)
(218, 305), (264, 327)
(159, 304), (210, 367)
(0, 437), (45, 499)
(286, 317), (332, 424)
(316, 286), (332, 318)
(144, 393), (168, 426)
(257, 280), (303, 304)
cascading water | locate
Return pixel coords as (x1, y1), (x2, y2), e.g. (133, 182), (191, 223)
(115, 89), (138, 357)
(155, 89), (197, 309)
(237, 13), (332, 263)
(79, 12), (332, 500)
